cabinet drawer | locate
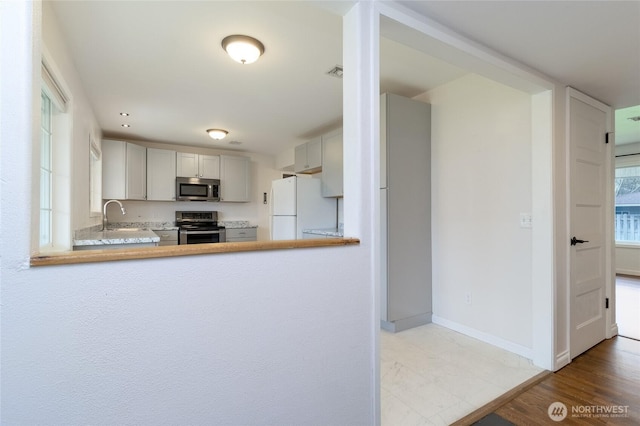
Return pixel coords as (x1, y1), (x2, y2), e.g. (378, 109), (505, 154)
(226, 228), (257, 242)
(153, 229), (178, 246)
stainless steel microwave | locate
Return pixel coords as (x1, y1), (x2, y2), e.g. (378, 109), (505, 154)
(176, 177), (220, 201)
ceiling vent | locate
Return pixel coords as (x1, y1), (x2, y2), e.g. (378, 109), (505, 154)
(326, 65), (343, 79)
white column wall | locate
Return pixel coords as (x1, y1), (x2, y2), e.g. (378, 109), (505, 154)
(0, 2), (376, 424)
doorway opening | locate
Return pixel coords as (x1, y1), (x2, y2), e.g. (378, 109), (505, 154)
(613, 104), (640, 340)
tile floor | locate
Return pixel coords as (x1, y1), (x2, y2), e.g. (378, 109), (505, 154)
(381, 323), (544, 425)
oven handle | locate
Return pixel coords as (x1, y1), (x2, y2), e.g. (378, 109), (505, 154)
(179, 230), (224, 235)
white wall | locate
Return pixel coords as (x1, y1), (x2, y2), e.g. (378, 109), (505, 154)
(416, 74), (535, 355)
(0, 2), (376, 424)
(41, 0), (103, 235)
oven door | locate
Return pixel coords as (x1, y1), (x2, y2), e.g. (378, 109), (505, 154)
(179, 229), (226, 245)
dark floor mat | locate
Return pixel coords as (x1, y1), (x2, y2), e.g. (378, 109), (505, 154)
(472, 412), (516, 425)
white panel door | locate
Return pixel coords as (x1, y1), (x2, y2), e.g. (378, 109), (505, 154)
(569, 91), (611, 359)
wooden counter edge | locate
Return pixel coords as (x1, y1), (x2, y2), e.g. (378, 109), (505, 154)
(30, 237), (361, 267)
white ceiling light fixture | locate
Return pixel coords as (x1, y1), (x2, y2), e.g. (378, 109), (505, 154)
(207, 128), (228, 140)
(221, 35), (265, 65)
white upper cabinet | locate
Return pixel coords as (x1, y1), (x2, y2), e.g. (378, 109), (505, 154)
(199, 155), (220, 179)
(220, 155), (250, 202)
(102, 139), (146, 200)
(102, 139), (126, 199)
(147, 147), (176, 201)
(126, 143), (147, 200)
(321, 130), (343, 197)
(176, 152), (220, 179)
(294, 136), (322, 173)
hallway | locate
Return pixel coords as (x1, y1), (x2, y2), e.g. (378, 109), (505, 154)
(617, 274), (640, 340)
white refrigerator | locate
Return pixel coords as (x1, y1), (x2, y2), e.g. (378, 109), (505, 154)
(270, 176), (336, 240)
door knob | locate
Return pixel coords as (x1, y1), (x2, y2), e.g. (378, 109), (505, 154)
(570, 236), (589, 246)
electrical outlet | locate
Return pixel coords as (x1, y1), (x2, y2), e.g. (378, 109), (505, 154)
(465, 292), (472, 305)
(520, 213), (533, 228)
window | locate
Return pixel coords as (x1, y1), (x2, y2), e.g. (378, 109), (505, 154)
(615, 155), (640, 243)
(39, 56), (72, 252)
(40, 92), (53, 247)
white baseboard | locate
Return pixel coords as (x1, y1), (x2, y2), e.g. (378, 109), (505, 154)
(609, 322), (619, 339)
(555, 349), (571, 370)
(432, 315), (533, 359)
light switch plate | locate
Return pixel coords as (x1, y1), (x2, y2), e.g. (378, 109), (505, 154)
(520, 213), (533, 228)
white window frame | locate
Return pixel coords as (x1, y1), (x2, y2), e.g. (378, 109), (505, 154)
(40, 91), (53, 248)
(614, 153), (640, 245)
(39, 50), (72, 252)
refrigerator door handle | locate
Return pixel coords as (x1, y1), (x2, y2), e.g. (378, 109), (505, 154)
(269, 187), (274, 240)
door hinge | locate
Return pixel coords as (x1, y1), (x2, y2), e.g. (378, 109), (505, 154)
(606, 297), (609, 309)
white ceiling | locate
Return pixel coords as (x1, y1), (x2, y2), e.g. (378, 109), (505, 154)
(49, 1), (640, 155)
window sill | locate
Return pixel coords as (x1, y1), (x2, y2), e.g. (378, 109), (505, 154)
(615, 243), (640, 249)
(30, 237), (360, 267)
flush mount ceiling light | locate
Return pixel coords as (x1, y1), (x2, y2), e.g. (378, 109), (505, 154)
(221, 35), (265, 64)
(207, 128), (228, 140)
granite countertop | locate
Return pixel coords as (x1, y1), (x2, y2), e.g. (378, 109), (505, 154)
(302, 228), (344, 237)
(73, 227), (160, 246)
(111, 221), (179, 231)
(219, 221), (257, 229)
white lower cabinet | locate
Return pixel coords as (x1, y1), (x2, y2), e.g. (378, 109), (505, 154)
(152, 229), (178, 246)
(220, 155), (250, 202)
(225, 228), (257, 242)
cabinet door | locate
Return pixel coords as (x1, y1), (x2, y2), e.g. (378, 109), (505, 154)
(306, 137), (322, 170)
(102, 139), (126, 199)
(321, 131), (343, 197)
(125, 143), (147, 200)
(147, 148), (176, 201)
(294, 143), (307, 173)
(176, 152), (199, 177)
(199, 154), (220, 179)
(220, 155), (250, 202)
(294, 137), (322, 173)
(226, 228), (257, 242)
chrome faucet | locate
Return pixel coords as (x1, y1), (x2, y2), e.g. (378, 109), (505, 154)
(103, 199), (126, 230)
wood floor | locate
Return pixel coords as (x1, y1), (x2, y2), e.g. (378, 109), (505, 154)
(454, 336), (640, 425)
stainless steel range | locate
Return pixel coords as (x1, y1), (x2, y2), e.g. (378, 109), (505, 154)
(175, 211), (226, 245)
